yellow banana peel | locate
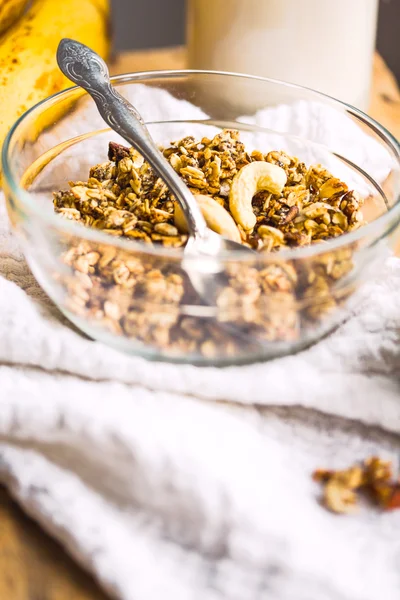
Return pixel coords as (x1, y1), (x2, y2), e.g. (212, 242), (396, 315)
(90, 0), (110, 16)
(0, 0), (110, 178)
(0, 0), (29, 36)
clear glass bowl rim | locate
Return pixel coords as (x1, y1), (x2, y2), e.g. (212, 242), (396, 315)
(2, 69), (400, 262)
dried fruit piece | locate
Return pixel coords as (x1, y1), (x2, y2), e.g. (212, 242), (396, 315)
(108, 141), (130, 163)
(385, 485), (400, 511)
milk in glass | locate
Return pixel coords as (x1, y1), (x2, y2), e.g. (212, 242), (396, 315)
(187, 0), (379, 110)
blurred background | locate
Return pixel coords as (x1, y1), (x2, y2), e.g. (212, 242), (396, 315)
(112, 0), (399, 83)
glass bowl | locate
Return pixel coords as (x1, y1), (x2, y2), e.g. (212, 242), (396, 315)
(2, 71), (400, 365)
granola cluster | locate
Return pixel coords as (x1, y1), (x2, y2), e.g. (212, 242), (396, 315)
(52, 130), (365, 359)
(54, 129), (365, 251)
(313, 457), (400, 514)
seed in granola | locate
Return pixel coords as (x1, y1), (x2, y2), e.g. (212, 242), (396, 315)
(319, 177), (348, 200)
(281, 205), (299, 225)
(302, 202), (333, 219)
(154, 223), (179, 236)
(257, 225), (285, 243)
(104, 301), (121, 321)
(122, 158), (136, 174)
(284, 231), (307, 246)
(200, 340), (218, 358)
(331, 213), (348, 228)
(112, 263), (132, 285)
(74, 252), (100, 274)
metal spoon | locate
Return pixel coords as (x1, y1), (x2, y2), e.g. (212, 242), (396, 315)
(56, 39), (255, 304)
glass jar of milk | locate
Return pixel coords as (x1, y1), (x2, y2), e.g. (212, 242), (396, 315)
(186, 0), (379, 111)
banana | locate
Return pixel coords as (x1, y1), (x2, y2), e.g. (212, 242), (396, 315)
(0, 0), (28, 36)
(90, 0), (110, 16)
(0, 0), (110, 167)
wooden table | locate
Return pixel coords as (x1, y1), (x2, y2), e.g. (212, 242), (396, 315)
(1, 48), (399, 600)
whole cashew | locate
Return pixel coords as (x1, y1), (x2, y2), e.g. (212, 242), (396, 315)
(229, 161), (287, 231)
(174, 194), (241, 243)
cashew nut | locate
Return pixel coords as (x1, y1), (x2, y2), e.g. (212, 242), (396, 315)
(174, 194), (241, 243)
(229, 161), (287, 231)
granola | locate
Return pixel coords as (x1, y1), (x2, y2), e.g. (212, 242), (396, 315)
(313, 457), (400, 514)
(54, 130), (365, 250)
(52, 129), (365, 359)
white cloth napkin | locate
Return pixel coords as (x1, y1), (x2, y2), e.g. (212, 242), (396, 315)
(1, 87), (400, 600)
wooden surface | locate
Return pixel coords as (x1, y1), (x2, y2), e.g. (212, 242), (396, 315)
(0, 486), (108, 600)
(1, 47), (399, 600)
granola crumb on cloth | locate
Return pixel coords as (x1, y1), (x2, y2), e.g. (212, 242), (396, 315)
(313, 457), (400, 514)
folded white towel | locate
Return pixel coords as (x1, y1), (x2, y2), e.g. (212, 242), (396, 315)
(1, 86), (399, 600)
